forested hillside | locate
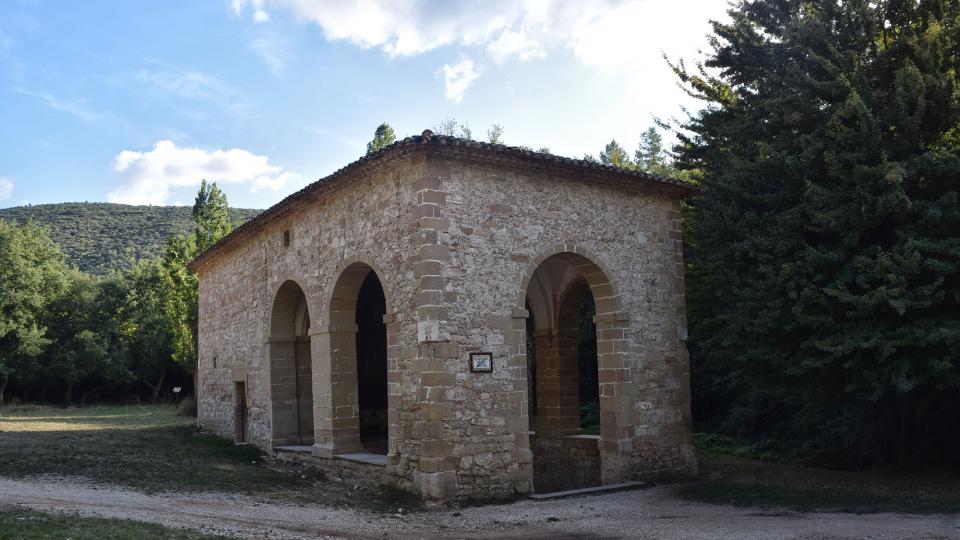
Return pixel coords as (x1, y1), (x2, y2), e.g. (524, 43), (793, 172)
(0, 203), (260, 274)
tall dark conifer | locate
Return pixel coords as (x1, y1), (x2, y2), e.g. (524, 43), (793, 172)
(676, 0), (960, 465)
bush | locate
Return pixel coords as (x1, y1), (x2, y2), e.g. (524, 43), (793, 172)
(176, 396), (196, 417)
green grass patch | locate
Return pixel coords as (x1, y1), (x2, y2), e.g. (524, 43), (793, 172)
(680, 434), (960, 514)
(0, 404), (406, 508)
(0, 506), (225, 539)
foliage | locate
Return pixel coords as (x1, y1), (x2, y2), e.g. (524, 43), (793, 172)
(434, 117), (473, 139)
(0, 220), (67, 404)
(119, 259), (179, 401)
(0, 180), (235, 404)
(584, 127), (693, 180)
(0, 203), (259, 275)
(599, 139), (632, 168)
(191, 181), (231, 251)
(635, 127), (670, 175)
(40, 269), (118, 405)
(487, 124), (504, 144)
(676, 0), (960, 467)
(366, 122), (397, 154)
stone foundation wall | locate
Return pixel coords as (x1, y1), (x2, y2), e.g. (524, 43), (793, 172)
(531, 435), (602, 493)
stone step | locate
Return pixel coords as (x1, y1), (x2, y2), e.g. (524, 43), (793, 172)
(528, 481), (646, 500)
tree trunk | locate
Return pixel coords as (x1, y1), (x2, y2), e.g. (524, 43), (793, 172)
(0, 373), (8, 406)
(64, 383), (73, 408)
(147, 369), (166, 403)
(81, 385), (104, 406)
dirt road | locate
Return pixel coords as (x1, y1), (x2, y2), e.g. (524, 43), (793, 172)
(1, 477), (958, 539)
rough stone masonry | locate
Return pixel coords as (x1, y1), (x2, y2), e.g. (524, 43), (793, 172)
(188, 130), (698, 502)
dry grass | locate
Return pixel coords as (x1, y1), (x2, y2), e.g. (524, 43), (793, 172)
(0, 404), (420, 512)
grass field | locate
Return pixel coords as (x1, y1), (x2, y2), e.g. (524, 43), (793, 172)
(1, 404), (957, 516)
(0, 404), (419, 511)
(0, 506), (227, 540)
(683, 438), (960, 514)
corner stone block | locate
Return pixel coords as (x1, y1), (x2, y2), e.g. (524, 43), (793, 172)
(415, 470), (458, 500)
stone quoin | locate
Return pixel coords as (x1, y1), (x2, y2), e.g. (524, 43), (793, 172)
(188, 130), (699, 502)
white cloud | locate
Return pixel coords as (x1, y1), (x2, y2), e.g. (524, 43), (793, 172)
(0, 177), (13, 201)
(229, 1), (729, 102)
(487, 28), (546, 63)
(107, 140), (298, 205)
(441, 56), (482, 103)
(251, 37), (286, 73)
(15, 87), (99, 122)
(232, 0), (508, 56)
(137, 69), (227, 99)
(229, 1), (723, 67)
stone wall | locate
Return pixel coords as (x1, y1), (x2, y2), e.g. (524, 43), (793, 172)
(195, 149), (695, 502)
(196, 154), (424, 458)
(428, 156), (697, 497)
(530, 435), (602, 493)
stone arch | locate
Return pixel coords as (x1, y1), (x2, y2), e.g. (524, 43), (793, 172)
(267, 279), (315, 447)
(516, 244), (630, 492)
(313, 259), (395, 458)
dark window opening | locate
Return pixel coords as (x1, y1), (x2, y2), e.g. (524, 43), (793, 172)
(235, 381), (247, 443)
(282, 230), (291, 247)
(356, 271), (388, 453)
(577, 293), (599, 434)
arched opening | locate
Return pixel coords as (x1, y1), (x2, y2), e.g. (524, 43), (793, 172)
(325, 263), (389, 457)
(268, 280), (314, 447)
(524, 252), (617, 493)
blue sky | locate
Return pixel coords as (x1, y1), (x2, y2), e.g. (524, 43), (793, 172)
(0, 0), (729, 210)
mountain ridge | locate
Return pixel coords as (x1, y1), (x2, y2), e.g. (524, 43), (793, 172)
(0, 202), (262, 274)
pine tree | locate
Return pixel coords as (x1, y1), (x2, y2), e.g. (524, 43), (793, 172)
(599, 139), (633, 168)
(635, 127), (668, 174)
(676, 0), (960, 466)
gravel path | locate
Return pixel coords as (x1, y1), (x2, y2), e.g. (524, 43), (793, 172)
(1, 477), (958, 539)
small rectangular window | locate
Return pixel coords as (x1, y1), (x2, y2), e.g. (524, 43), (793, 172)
(235, 381), (247, 443)
(282, 230), (291, 247)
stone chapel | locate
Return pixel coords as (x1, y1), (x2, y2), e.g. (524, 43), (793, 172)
(188, 130), (698, 501)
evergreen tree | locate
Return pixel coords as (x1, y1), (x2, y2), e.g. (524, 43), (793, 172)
(366, 123), (396, 154)
(635, 127), (669, 174)
(599, 139), (633, 168)
(676, 0), (960, 466)
(166, 181), (234, 384)
(192, 180), (230, 252)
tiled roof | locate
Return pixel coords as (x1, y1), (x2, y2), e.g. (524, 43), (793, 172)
(187, 130), (698, 271)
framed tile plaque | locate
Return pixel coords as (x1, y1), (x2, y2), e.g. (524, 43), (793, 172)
(469, 352), (493, 372)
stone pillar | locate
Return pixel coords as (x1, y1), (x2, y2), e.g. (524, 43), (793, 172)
(267, 336), (298, 446)
(311, 319), (363, 458)
(294, 336), (314, 445)
(595, 312), (632, 484)
(508, 308), (533, 493)
(533, 329), (580, 437)
(384, 313), (402, 469)
(410, 161), (458, 500)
